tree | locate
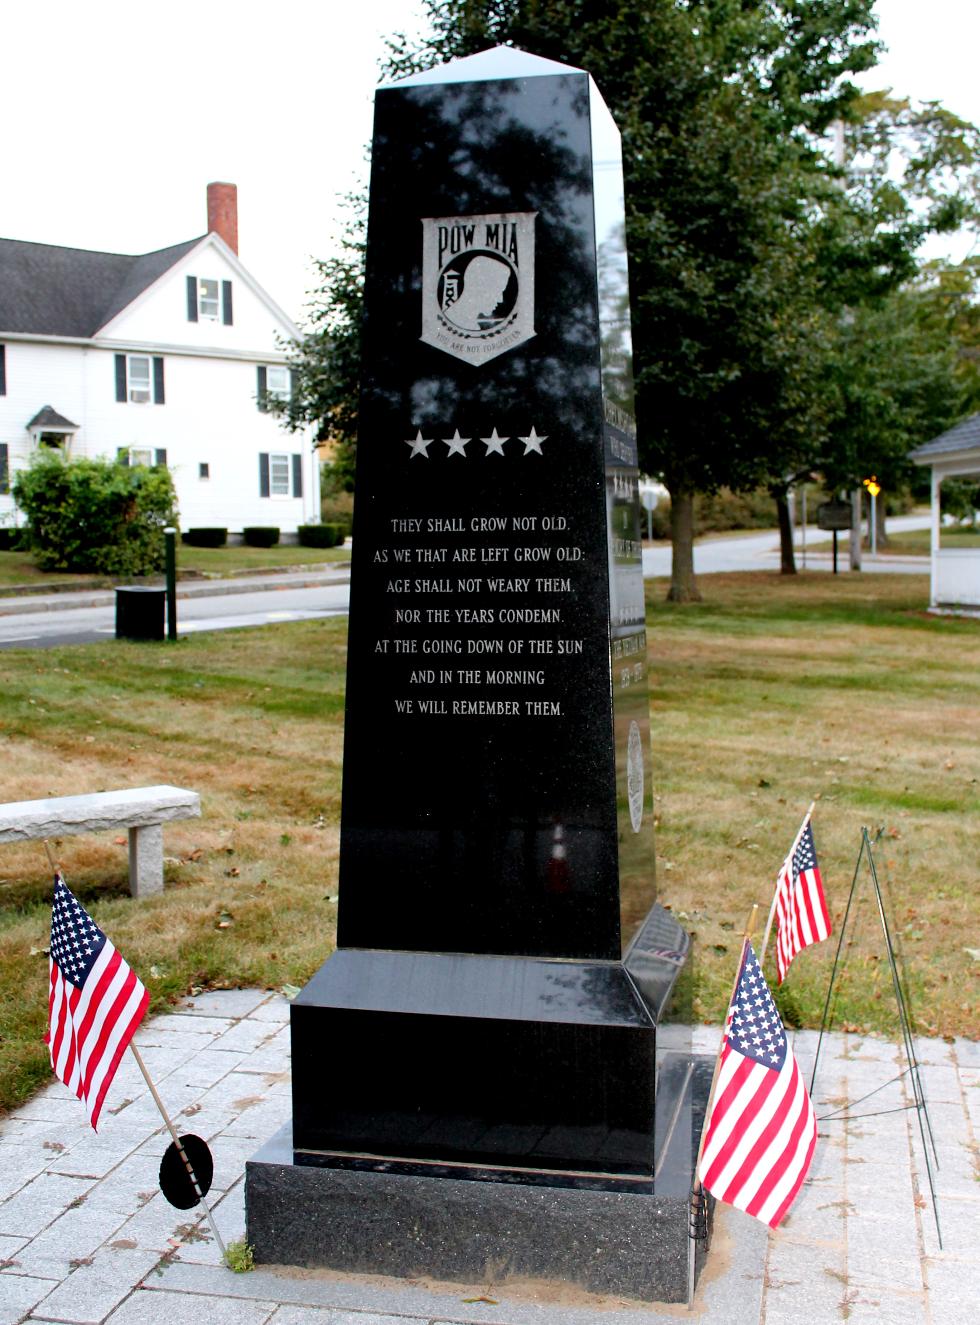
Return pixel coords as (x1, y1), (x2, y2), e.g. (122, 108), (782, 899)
(271, 196), (366, 492)
(13, 453), (177, 576)
(287, 2), (980, 596)
(385, 0), (887, 599)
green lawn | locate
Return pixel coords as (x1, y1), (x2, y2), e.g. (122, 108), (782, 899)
(0, 541), (350, 590)
(0, 570), (975, 1116)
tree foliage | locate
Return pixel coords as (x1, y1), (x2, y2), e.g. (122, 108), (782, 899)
(272, 196), (366, 491)
(13, 453), (177, 575)
(286, 0), (980, 596)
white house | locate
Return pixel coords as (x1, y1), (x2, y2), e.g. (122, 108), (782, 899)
(910, 414), (980, 613)
(0, 183), (318, 536)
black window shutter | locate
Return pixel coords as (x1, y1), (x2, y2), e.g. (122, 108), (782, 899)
(155, 449), (168, 467)
(289, 368), (296, 401)
(259, 452), (270, 498)
(115, 354), (127, 402)
(0, 344), (6, 396)
(222, 280), (233, 325)
(186, 275), (198, 322)
(153, 356), (165, 405)
(256, 365), (268, 412)
(292, 453), (303, 498)
(117, 447), (130, 467)
(0, 443), (8, 493)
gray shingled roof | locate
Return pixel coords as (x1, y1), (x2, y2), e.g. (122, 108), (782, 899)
(0, 235), (204, 337)
(26, 406), (80, 431)
(910, 413), (980, 462)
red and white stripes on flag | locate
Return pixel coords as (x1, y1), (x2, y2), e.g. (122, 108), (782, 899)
(46, 874), (149, 1130)
(698, 941), (817, 1228)
(775, 817), (831, 984)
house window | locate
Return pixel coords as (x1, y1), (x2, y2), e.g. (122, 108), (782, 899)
(128, 356), (151, 403)
(199, 462), (210, 480)
(198, 278), (220, 321)
(117, 447), (167, 468)
(115, 354), (164, 404)
(259, 451), (302, 499)
(270, 453), (291, 497)
(256, 364), (292, 411)
(267, 366), (290, 401)
(187, 276), (232, 325)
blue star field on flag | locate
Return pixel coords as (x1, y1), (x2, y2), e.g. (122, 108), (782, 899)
(50, 877), (107, 987)
(727, 946), (787, 1069)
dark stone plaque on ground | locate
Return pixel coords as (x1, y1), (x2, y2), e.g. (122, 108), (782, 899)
(247, 46), (707, 1303)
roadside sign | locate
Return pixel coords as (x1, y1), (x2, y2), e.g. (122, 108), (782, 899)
(816, 501), (852, 532)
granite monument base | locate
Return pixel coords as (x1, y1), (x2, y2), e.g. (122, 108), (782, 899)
(245, 1053), (714, 1305)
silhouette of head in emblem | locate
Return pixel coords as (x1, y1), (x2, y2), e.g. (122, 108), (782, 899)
(442, 254), (513, 332)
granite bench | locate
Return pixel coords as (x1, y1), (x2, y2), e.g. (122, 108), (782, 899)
(0, 785), (201, 897)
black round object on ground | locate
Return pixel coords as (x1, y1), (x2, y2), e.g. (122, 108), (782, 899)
(158, 1133), (214, 1209)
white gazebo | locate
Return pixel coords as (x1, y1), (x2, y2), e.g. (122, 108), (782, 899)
(910, 414), (980, 613)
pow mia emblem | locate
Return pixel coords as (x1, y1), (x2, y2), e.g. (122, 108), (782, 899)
(421, 212), (536, 365)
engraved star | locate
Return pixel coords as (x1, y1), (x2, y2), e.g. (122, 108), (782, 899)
(405, 430), (432, 459)
(443, 429), (470, 457)
(481, 427), (509, 457)
(520, 426), (546, 455)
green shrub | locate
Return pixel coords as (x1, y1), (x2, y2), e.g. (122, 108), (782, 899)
(320, 489), (354, 538)
(0, 527), (29, 552)
(182, 527), (228, 548)
(297, 523), (344, 549)
(13, 453), (177, 575)
(242, 526), (280, 548)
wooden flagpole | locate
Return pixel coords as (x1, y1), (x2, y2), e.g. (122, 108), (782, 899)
(687, 903), (759, 1309)
(758, 801), (816, 971)
(42, 843), (226, 1256)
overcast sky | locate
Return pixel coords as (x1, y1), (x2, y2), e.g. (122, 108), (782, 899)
(4, 0), (977, 327)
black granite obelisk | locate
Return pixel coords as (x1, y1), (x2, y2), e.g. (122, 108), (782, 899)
(248, 47), (708, 1303)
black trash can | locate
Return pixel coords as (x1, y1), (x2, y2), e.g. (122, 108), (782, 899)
(115, 586), (166, 641)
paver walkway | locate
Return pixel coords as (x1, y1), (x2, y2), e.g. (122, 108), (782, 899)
(1, 991), (976, 1325)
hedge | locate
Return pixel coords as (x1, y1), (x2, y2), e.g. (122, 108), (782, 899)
(242, 526), (280, 548)
(182, 527), (227, 548)
(297, 523), (344, 549)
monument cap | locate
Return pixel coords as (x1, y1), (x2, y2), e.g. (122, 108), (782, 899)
(380, 44), (584, 89)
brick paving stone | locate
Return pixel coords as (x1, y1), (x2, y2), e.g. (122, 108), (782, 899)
(0, 1272), (60, 1325)
(248, 996), (290, 1024)
(211, 1019), (280, 1055)
(170, 1049), (246, 1089)
(11, 1203), (130, 1278)
(268, 1312), (413, 1325)
(25, 1246), (161, 1324)
(0, 1174), (94, 1239)
(106, 1286), (277, 1325)
(838, 1287), (927, 1323)
(180, 991), (275, 1019)
(141, 1014), (234, 1037)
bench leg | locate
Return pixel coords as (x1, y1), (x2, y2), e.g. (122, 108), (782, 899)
(128, 825), (164, 897)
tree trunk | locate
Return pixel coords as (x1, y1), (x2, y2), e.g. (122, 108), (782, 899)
(773, 486), (797, 574)
(667, 489), (702, 602)
(875, 495), (888, 548)
(849, 488), (862, 571)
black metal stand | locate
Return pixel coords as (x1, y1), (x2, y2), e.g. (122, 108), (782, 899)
(810, 827), (942, 1247)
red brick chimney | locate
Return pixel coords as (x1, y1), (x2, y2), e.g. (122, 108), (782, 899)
(207, 182), (238, 255)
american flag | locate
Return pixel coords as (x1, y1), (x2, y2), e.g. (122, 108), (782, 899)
(775, 819), (831, 983)
(698, 941), (817, 1228)
(46, 874), (149, 1130)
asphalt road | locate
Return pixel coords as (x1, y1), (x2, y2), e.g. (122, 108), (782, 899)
(0, 516), (930, 649)
(0, 580), (351, 649)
